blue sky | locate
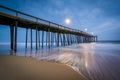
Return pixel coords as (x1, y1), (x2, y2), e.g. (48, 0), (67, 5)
(0, 0), (120, 42)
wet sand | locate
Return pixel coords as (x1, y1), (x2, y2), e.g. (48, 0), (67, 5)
(0, 55), (86, 80)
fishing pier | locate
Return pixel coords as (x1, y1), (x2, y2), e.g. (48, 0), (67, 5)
(0, 5), (97, 52)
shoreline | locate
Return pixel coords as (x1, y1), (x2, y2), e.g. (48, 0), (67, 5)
(0, 55), (87, 80)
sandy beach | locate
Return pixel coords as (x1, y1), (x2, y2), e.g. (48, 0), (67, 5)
(0, 55), (86, 80)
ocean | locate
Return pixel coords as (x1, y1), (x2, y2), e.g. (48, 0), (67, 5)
(0, 41), (120, 80)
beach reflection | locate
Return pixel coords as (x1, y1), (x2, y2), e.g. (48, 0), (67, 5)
(37, 43), (120, 80)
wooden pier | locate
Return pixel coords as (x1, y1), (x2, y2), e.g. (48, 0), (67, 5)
(0, 5), (97, 52)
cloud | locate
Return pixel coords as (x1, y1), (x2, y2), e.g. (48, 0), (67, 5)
(91, 18), (120, 33)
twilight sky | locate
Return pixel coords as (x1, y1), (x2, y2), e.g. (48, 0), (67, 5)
(0, 0), (120, 42)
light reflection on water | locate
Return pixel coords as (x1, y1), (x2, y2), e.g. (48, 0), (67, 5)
(37, 43), (120, 80)
(0, 42), (120, 80)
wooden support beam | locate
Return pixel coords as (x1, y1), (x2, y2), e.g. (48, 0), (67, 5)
(52, 32), (55, 47)
(42, 30), (44, 48)
(38, 31), (40, 47)
(55, 33), (57, 47)
(63, 33), (65, 46)
(61, 34), (64, 46)
(36, 26), (38, 50)
(93, 37), (95, 42)
(66, 34), (69, 45)
(46, 31), (48, 47)
(70, 34), (72, 44)
(77, 36), (79, 43)
(60, 33), (62, 46)
(78, 36), (80, 43)
(14, 21), (18, 52)
(71, 34), (74, 44)
(30, 28), (32, 49)
(79, 36), (81, 43)
(82, 37), (84, 43)
(10, 26), (14, 51)
(75, 35), (77, 43)
(51, 32), (53, 47)
(57, 32), (59, 47)
(25, 28), (28, 48)
(68, 34), (70, 45)
(60, 34), (62, 46)
(64, 34), (67, 46)
(74, 35), (76, 43)
(73, 35), (75, 43)
(48, 29), (50, 49)
(96, 36), (98, 42)
(81, 36), (83, 43)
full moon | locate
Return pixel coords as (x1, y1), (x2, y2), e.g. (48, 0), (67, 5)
(84, 28), (88, 31)
(65, 18), (71, 24)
